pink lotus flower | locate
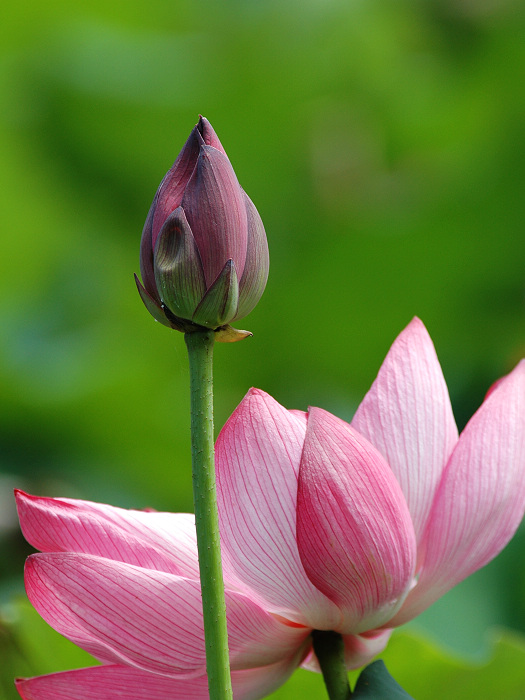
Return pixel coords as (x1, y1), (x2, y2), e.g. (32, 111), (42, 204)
(135, 116), (269, 334)
(15, 319), (525, 699)
(15, 494), (311, 700)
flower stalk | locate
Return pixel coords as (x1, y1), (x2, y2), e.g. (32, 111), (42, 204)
(312, 630), (352, 700)
(185, 328), (233, 700)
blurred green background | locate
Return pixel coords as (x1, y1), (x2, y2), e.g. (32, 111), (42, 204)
(2, 0), (525, 696)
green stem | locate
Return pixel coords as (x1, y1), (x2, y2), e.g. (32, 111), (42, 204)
(185, 329), (233, 700)
(312, 630), (352, 700)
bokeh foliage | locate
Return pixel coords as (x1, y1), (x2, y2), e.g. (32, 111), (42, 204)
(1, 0), (525, 696)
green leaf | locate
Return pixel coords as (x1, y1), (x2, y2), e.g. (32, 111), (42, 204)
(351, 660), (414, 699)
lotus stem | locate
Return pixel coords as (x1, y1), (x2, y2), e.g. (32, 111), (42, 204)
(185, 328), (233, 700)
(312, 629), (352, 700)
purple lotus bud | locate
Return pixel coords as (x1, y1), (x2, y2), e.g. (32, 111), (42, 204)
(135, 117), (269, 339)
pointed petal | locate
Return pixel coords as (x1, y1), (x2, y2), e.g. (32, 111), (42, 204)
(215, 325), (253, 343)
(198, 116), (228, 156)
(16, 654), (302, 700)
(134, 274), (174, 328)
(25, 554), (206, 676)
(342, 629), (392, 670)
(352, 317), (458, 544)
(297, 407), (416, 634)
(182, 146), (247, 286)
(216, 389), (341, 629)
(192, 259), (239, 328)
(153, 207), (206, 321)
(139, 203), (160, 303)
(15, 666), (191, 700)
(289, 409), (307, 422)
(25, 553), (307, 675)
(301, 629), (391, 672)
(234, 192), (269, 321)
(392, 360), (525, 625)
(150, 126), (202, 247)
(15, 490), (200, 578)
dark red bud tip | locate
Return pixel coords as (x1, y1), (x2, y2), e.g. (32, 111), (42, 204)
(197, 116), (227, 154)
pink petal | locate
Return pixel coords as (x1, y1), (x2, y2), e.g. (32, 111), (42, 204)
(16, 654), (303, 700)
(289, 409), (308, 425)
(216, 389), (341, 629)
(341, 629), (392, 670)
(25, 553), (308, 676)
(16, 666), (190, 700)
(301, 629), (392, 672)
(15, 491), (200, 578)
(392, 360), (525, 625)
(297, 407), (416, 634)
(352, 318), (458, 545)
(182, 146), (247, 286)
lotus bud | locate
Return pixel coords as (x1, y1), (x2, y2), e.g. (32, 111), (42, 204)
(135, 117), (269, 341)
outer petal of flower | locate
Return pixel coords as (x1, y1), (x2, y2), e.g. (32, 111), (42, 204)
(182, 146), (247, 286)
(352, 317), (458, 544)
(216, 388), (341, 629)
(341, 630), (392, 671)
(391, 360), (525, 625)
(139, 201), (160, 303)
(134, 274), (173, 328)
(192, 258), (239, 328)
(234, 192), (269, 321)
(153, 206), (207, 321)
(150, 126), (201, 248)
(198, 116), (228, 156)
(15, 490), (200, 578)
(289, 409), (308, 425)
(16, 653), (304, 700)
(301, 629), (392, 672)
(25, 553), (308, 676)
(297, 408), (416, 634)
